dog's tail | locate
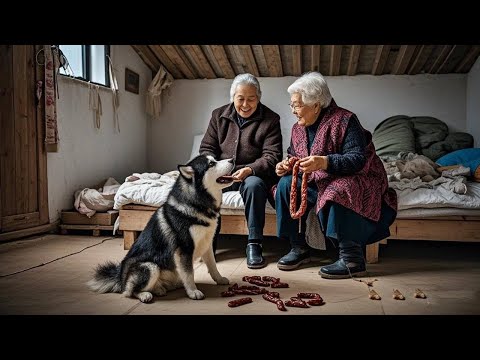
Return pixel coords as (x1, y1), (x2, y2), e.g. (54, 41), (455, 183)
(87, 261), (122, 293)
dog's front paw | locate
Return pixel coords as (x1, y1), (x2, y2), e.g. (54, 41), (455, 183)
(187, 289), (205, 300)
(215, 276), (229, 285)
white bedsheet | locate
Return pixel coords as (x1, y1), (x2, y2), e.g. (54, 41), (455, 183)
(114, 171), (480, 213)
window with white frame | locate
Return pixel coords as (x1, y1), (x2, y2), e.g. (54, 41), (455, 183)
(59, 45), (110, 87)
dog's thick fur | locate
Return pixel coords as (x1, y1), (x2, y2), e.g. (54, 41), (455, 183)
(87, 155), (234, 303)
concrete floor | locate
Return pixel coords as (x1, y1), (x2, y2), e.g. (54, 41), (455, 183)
(0, 233), (479, 315)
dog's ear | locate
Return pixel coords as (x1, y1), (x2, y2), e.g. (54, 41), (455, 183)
(178, 165), (194, 180)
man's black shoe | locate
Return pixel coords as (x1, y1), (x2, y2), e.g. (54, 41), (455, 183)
(319, 258), (367, 279)
(277, 247), (311, 270)
(246, 243), (266, 269)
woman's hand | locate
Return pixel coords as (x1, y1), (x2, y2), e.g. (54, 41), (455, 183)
(299, 156), (328, 173)
(275, 158), (291, 177)
(232, 167), (253, 182)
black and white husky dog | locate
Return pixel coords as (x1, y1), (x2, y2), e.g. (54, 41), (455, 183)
(87, 155), (235, 303)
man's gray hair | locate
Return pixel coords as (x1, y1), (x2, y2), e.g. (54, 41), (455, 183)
(229, 73), (262, 102)
(287, 71), (332, 108)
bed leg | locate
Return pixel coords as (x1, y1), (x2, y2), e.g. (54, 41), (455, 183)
(366, 242), (379, 264)
(124, 231), (138, 250)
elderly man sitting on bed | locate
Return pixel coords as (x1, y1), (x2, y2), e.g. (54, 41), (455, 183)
(199, 73), (282, 269)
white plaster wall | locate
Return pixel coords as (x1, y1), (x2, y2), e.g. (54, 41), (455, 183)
(149, 74), (467, 173)
(47, 45), (152, 222)
(467, 56), (480, 146)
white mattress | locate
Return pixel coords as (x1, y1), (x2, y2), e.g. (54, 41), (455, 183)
(114, 171), (480, 215)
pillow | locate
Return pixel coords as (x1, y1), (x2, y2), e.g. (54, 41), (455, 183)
(436, 148), (480, 180)
(190, 133), (205, 161)
(372, 115), (416, 156)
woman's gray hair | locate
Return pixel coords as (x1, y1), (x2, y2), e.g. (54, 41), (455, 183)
(229, 73), (262, 102)
(287, 71), (332, 108)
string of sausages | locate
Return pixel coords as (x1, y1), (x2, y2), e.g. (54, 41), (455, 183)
(286, 156), (308, 219)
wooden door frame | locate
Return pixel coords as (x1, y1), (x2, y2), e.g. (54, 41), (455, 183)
(0, 45), (49, 235)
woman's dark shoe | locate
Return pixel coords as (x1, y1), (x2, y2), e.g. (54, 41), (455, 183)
(277, 247), (311, 270)
(246, 243), (266, 269)
(319, 258), (366, 279)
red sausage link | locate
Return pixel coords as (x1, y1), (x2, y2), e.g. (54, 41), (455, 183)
(262, 276), (280, 283)
(228, 297), (253, 307)
(271, 282), (289, 288)
(297, 292), (323, 300)
(307, 299), (325, 306)
(221, 291), (236, 297)
(287, 157), (309, 219)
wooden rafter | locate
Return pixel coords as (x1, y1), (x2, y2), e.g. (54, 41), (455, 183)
(209, 45), (235, 78)
(160, 45), (196, 79)
(329, 45), (342, 76)
(251, 45), (269, 77)
(347, 45), (361, 76)
(428, 45), (452, 73)
(179, 45), (216, 79)
(131, 45), (160, 73)
(310, 45), (320, 72)
(455, 45), (480, 73)
(239, 45), (260, 77)
(372, 45), (390, 75)
(292, 45), (302, 76)
(262, 45), (283, 77)
(436, 45), (457, 73)
(392, 45), (416, 75)
(148, 45), (183, 79)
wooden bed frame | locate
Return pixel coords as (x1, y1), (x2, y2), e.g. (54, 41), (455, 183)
(119, 204), (480, 264)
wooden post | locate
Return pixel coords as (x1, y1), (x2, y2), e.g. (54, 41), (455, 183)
(366, 242), (379, 264)
(124, 231), (137, 250)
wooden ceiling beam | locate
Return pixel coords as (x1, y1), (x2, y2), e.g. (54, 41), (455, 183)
(392, 45), (416, 75)
(372, 45), (391, 75)
(200, 45), (223, 77)
(310, 45), (320, 72)
(148, 45), (183, 79)
(292, 45), (302, 76)
(347, 45), (361, 76)
(209, 46), (235, 79)
(239, 45), (260, 77)
(160, 45), (196, 79)
(251, 45), (269, 77)
(225, 45), (246, 75)
(455, 45), (480, 73)
(131, 45), (160, 73)
(179, 45), (216, 79)
(436, 45), (457, 73)
(262, 45), (283, 77)
(428, 45), (452, 73)
(329, 45), (342, 76)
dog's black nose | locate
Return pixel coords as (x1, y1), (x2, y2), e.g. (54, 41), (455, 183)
(228, 158), (235, 164)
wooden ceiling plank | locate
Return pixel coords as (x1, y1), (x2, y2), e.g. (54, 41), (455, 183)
(262, 45), (283, 77)
(200, 45), (223, 77)
(329, 45), (342, 76)
(347, 45), (361, 76)
(131, 45), (159, 73)
(311, 45), (320, 72)
(178, 45), (207, 78)
(210, 45), (236, 79)
(251, 45), (269, 77)
(239, 45), (259, 77)
(224, 45), (245, 75)
(180, 45), (216, 79)
(149, 45), (183, 79)
(292, 45), (302, 76)
(173, 45), (199, 78)
(454, 45), (480, 73)
(436, 45), (457, 74)
(407, 45), (424, 74)
(427, 45), (452, 73)
(159, 45), (196, 79)
(372, 45), (391, 75)
(392, 45), (416, 75)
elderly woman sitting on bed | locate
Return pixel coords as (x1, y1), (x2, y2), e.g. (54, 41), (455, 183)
(274, 72), (398, 279)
